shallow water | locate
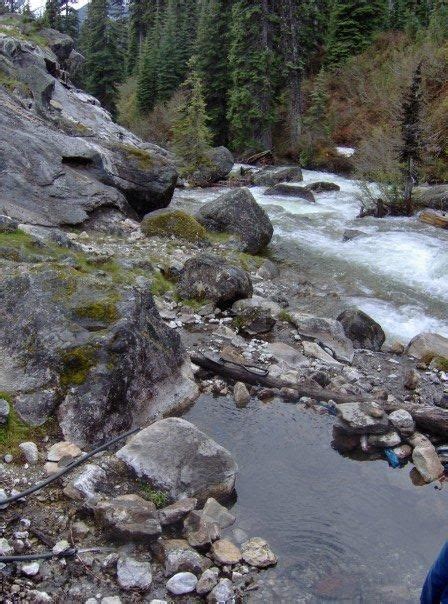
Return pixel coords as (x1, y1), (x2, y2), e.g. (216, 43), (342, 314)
(185, 395), (448, 602)
(174, 169), (448, 344)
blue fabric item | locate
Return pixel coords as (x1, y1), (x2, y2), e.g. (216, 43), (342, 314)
(384, 448), (400, 468)
(421, 541), (448, 603)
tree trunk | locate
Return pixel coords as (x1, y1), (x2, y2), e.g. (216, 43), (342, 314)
(258, 0), (273, 150)
(403, 157), (414, 216)
(280, 0), (302, 150)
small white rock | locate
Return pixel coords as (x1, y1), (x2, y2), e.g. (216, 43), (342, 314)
(19, 441), (39, 464)
(166, 572), (198, 595)
(22, 561), (40, 576)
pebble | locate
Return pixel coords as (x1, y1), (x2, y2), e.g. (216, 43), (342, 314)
(19, 441), (39, 464)
(388, 409), (415, 435)
(166, 572), (198, 595)
(196, 568), (220, 595)
(116, 556), (152, 590)
(4, 454), (13, 463)
(22, 561), (40, 576)
(101, 598), (122, 604)
(207, 578), (234, 603)
(0, 538), (13, 555)
(47, 441), (82, 462)
(52, 539), (70, 555)
(233, 382), (251, 407)
(0, 398), (10, 425)
(27, 591), (53, 603)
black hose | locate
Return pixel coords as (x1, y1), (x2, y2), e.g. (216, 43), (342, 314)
(0, 547), (113, 563)
(0, 425), (141, 507)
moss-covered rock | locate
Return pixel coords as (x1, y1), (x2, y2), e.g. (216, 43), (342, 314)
(141, 210), (207, 242)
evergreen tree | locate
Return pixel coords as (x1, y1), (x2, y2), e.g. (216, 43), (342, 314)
(325, 0), (388, 67)
(157, 0), (186, 101)
(79, 0), (122, 114)
(172, 57), (212, 173)
(227, 0), (275, 151)
(428, 0), (448, 42)
(136, 13), (161, 114)
(195, 0), (231, 145)
(43, 0), (60, 29)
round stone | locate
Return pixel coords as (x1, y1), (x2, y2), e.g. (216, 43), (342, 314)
(166, 572), (198, 595)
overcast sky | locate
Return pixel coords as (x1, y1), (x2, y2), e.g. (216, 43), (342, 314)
(29, 0), (89, 13)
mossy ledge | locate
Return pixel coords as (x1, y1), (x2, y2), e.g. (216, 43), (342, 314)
(74, 298), (120, 324)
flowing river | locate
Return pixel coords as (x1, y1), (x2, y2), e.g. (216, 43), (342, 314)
(174, 168), (448, 602)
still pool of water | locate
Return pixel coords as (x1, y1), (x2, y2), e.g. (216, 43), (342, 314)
(185, 395), (448, 602)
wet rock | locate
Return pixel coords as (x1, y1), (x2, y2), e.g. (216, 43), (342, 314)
(177, 253), (253, 307)
(264, 183), (316, 202)
(166, 572), (198, 595)
(393, 444), (412, 460)
(158, 498), (198, 526)
(206, 578), (235, 603)
(241, 537), (278, 568)
(195, 188), (273, 254)
(252, 165), (303, 186)
(63, 463), (106, 501)
(0, 215), (19, 233)
(412, 444), (444, 483)
(94, 494), (161, 542)
(367, 431), (401, 448)
(388, 409), (415, 435)
(403, 368), (420, 390)
(159, 539), (206, 576)
(256, 259), (280, 280)
(202, 498), (236, 529)
(337, 402), (390, 434)
(234, 382), (251, 407)
(47, 441), (82, 462)
(0, 399), (10, 426)
(211, 539), (242, 565)
(117, 418), (237, 503)
(407, 332), (448, 361)
(332, 420), (361, 452)
(197, 567), (220, 595)
(342, 229), (365, 242)
(190, 146), (234, 186)
(306, 181), (341, 193)
(19, 441), (38, 464)
(184, 510), (221, 549)
(337, 309), (385, 352)
(291, 313), (354, 363)
(116, 556), (152, 590)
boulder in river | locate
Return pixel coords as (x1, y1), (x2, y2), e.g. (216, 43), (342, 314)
(189, 146), (234, 186)
(177, 253), (253, 307)
(116, 418), (238, 503)
(252, 166), (303, 186)
(264, 183), (316, 202)
(306, 181), (341, 193)
(406, 332), (448, 361)
(337, 309), (385, 352)
(195, 188), (273, 254)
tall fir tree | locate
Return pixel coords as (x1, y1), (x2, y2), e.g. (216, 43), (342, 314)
(157, 0), (186, 101)
(43, 0), (60, 29)
(79, 0), (122, 114)
(172, 57), (212, 173)
(195, 0), (231, 145)
(227, 0), (275, 151)
(136, 10), (162, 113)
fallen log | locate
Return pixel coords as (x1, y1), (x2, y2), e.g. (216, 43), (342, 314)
(380, 398), (448, 438)
(419, 209), (448, 229)
(244, 149), (274, 166)
(190, 353), (368, 405)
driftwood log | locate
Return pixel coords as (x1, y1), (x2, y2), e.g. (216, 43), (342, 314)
(190, 353), (367, 405)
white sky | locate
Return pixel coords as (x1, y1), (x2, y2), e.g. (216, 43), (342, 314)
(29, 0), (90, 13)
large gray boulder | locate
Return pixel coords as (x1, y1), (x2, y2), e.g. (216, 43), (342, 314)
(0, 266), (198, 447)
(337, 309), (385, 351)
(177, 253), (253, 307)
(116, 418), (238, 503)
(195, 188), (273, 254)
(190, 146), (234, 186)
(414, 185), (448, 211)
(252, 166), (303, 186)
(0, 27), (177, 227)
(290, 313), (354, 363)
(407, 332), (448, 361)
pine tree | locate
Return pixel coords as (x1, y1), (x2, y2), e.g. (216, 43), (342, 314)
(399, 62), (423, 215)
(195, 0), (231, 145)
(136, 15), (161, 114)
(157, 0), (186, 101)
(325, 0), (388, 67)
(79, 0), (122, 114)
(172, 57), (212, 174)
(227, 0), (275, 152)
(428, 0), (448, 42)
(43, 0), (60, 29)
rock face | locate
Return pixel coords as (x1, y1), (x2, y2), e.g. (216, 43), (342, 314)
(177, 254), (253, 307)
(195, 188), (273, 254)
(414, 185), (448, 211)
(190, 146), (234, 186)
(0, 268), (198, 446)
(337, 309), (385, 351)
(407, 332), (448, 361)
(0, 20), (177, 227)
(252, 166), (303, 186)
(116, 418), (238, 503)
(264, 184), (315, 202)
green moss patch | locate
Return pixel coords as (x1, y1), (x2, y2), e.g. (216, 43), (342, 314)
(142, 210), (207, 243)
(150, 271), (174, 297)
(139, 482), (169, 508)
(74, 298), (119, 324)
(117, 143), (154, 170)
(59, 345), (98, 387)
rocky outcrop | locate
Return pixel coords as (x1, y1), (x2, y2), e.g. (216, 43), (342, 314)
(177, 254), (253, 307)
(264, 183), (316, 202)
(414, 185), (448, 211)
(116, 418), (238, 503)
(337, 309), (385, 351)
(0, 20), (177, 227)
(0, 261), (198, 446)
(252, 166), (303, 186)
(195, 188), (273, 254)
(407, 332), (448, 361)
(189, 146), (234, 186)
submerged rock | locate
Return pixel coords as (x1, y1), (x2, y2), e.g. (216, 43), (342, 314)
(177, 253), (253, 307)
(252, 166), (303, 186)
(264, 183), (315, 202)
(337, 309), (385, 352)
(116, 418), (238, 503)
(195, 188), (273, 253)
(241, 537), (278, 568)
(306, 181), (341, 193)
